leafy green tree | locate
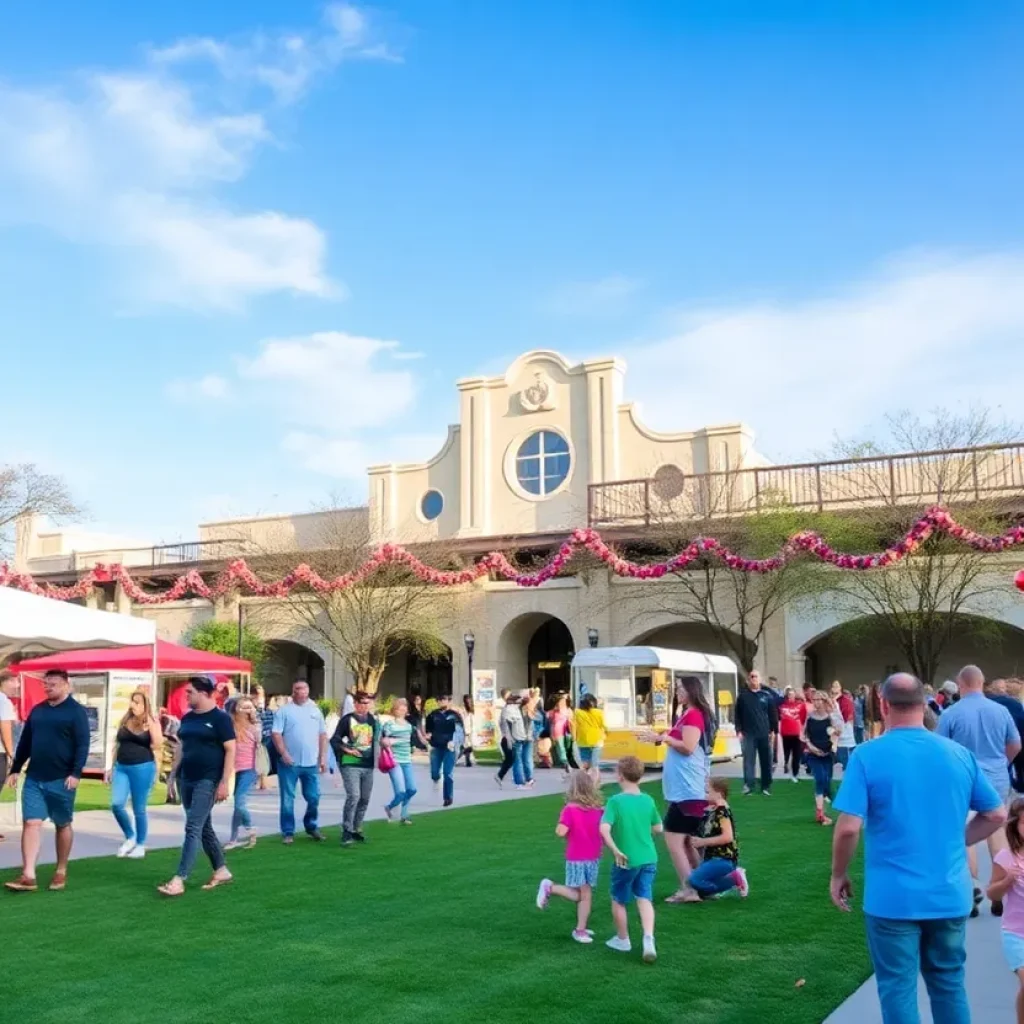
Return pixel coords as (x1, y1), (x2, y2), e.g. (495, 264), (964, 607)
(183, 620), (267, 678)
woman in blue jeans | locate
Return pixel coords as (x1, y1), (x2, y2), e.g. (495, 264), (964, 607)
(801, 691), (838, 827)
(382, 699), (419, 823)
(109, 690), (163, 859)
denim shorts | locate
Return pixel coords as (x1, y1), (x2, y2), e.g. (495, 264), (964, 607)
(577, 746), (602, 766)
(1003, 930), (1024, 972)
(565, 859), (600, 888)
(610, 863), (656, 904)
(22, 776), (77, 827)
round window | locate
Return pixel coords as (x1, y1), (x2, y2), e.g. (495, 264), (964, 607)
(420, 490), (444, 521)
(653, 464), (686, 501)
(515, 430), (571, 496)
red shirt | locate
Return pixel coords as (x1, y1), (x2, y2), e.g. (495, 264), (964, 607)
(778, 699), (807, 737)
(837, 693), (854, 723)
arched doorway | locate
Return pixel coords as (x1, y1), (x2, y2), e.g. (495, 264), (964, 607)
(376, 642), (454, 701)
(801, 613), (1024, 687)
(262, 640), (326, 698)
(497, 613), (575, 702)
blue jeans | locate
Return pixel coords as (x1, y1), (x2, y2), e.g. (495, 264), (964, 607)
(278, 763), (321, 837)
(231, 768), (258, 840)
(177, 778), (225, 880)
(690, 858), (738, 897)
(516, 740), (533, 784)
(430, 747), (456, 802)
(386, 762), (418, 818)
(22, 776), (76, 827)
(111, 760), (157, 844)
(864, 915), (969, 1024)
(808, 754), (834, 798)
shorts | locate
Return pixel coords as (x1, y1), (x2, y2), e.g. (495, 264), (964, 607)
(22, 776), (77, 827)
(577, 746), (602, 766)
(1003, 930), (1024, 972)
(565, 859), (600, 888)
(663, 801), (705, 835)
(610, 863), (656, 905)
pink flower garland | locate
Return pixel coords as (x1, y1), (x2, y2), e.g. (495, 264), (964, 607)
(1, 505), (1022, 605)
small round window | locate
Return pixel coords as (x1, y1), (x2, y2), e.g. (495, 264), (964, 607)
(420, 490), (444, 521)
(515, 430), (571, 496)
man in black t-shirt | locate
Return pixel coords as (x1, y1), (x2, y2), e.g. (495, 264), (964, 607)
(426, 694), (462, 807)
(158, 677), (235, 897)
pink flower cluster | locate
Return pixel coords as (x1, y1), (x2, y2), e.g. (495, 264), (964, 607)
(2, 505), (1023, 605)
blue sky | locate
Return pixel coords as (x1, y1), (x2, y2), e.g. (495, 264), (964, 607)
(1, 1), (1022, 542)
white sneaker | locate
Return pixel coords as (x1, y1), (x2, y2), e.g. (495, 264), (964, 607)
(127, 845), (146, 859)
(536, 879), (552, 909)
(606, 936), (632, 953)
(733, 867), (749, 898)
(791, 775), (799, 784)
(642, 935), (657, 963)
(572, 930), (593, 944)
(494, 774), (503, 789)
(117, 840), (137, 858)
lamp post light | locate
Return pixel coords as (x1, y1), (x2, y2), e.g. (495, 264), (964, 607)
(587, 627), (599, 649)
(464, 631), (475, 694)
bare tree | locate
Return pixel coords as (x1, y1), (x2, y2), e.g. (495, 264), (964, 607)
(814, 408), (1022, 683)
(2, 464), (82, 559)
(248, 506), (460, 694)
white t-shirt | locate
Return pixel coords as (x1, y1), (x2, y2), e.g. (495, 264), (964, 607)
(0, 692), (17, 723)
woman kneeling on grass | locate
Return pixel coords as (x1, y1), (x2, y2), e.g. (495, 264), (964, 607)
(674, 778), (748, 903)
(987, 798), (1024, 1024)
(536, 770), (605, 944)
(801, 691), (838, 827)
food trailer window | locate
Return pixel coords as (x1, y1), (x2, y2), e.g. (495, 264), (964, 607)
(577, 666), (634, 728)
(712, 670), (737, 726)
(635, 674), (653, 726)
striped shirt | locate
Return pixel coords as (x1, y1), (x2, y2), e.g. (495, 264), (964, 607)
(235, 727), (259, 772)
(383, 719), (413, 764)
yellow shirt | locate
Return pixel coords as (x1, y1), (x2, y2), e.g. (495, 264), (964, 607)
(574, 708), (606, 747)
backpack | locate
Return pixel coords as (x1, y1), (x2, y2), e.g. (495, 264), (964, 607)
(699, 710), (719, 757)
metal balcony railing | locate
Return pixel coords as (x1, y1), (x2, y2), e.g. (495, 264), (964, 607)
(587, 442), (1024, 528)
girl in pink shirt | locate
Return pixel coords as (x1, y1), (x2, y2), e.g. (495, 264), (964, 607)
(225, 698), (261, 850)
(987, 799), (1024, 1022)
(535, 771), (605, 944)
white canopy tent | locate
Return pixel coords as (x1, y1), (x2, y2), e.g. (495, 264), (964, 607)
(0, 586), (156, 660)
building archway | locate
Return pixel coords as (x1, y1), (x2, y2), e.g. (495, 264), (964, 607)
(496, 613), (575, 701)
(262, 640), (326, 698)
(376, 642), (454, 701)
(801, 613), (1024, 687)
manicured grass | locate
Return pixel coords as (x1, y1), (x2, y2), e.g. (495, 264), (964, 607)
(0, 778), (167, 811)
(0, 782), (870, 1024)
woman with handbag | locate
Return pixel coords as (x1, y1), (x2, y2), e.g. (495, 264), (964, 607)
(381, 698), (419, 824)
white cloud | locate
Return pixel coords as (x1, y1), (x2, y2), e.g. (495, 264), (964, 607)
(0, 4), (397, 310)
(545, 274), (643, 317)
(621, 250), (1024, 460)
(166, 374), (230, 402)
(282, 430), (448, 479)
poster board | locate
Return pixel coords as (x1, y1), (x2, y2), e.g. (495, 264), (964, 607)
(105, 671), (155, 772)
(471, 669), (498, 750)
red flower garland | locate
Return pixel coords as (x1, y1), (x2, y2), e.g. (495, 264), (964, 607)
(1, 505), (1022, 605)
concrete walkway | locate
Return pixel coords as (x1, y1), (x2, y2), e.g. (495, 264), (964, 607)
(0, 762), (581, 870)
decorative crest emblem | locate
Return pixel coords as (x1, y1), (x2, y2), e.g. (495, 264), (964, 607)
(519, 371), (555, 413)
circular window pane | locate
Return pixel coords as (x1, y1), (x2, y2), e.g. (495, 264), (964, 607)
(420, 490), (444, 521)
(516, 430), (571, 496)
(653, 464), (686, 501)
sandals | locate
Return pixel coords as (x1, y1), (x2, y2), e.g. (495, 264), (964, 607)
(49, 873), (67, 892)
(201, 872), (233, 891)
(4, 874), (38, 893)
(157, 879), (186, 898)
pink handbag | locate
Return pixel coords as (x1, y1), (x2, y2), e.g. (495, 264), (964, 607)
(378, 745), (396, 773)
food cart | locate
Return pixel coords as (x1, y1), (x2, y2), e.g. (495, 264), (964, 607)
(570, 646), (741, 767)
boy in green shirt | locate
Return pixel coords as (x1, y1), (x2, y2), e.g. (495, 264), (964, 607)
(600, 755), (662, 963)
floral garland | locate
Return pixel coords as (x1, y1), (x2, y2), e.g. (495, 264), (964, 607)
(1, 505), (1023, 606)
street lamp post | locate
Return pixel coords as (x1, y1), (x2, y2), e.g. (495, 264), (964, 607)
(464, 631), (475, 695)
(587, 627), (599, 648)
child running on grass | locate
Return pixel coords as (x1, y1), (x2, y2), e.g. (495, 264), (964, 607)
(987, 798), (1024, 1024)
(600, 755), (662, 963)
(536, 770), (605, 943)
(674, 777), (749, 903)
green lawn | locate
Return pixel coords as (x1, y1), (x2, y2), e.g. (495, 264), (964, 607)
(0, 778), (167, 811)
(0, 782), (870, 1024)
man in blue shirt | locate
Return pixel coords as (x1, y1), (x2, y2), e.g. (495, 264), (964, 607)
(272, 681), (328, 844)
(831, 673), (1006, 1024)
(938, 664), (1020, 916)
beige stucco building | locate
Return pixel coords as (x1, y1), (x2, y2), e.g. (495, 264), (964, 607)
(15, 349), (1024, 702)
